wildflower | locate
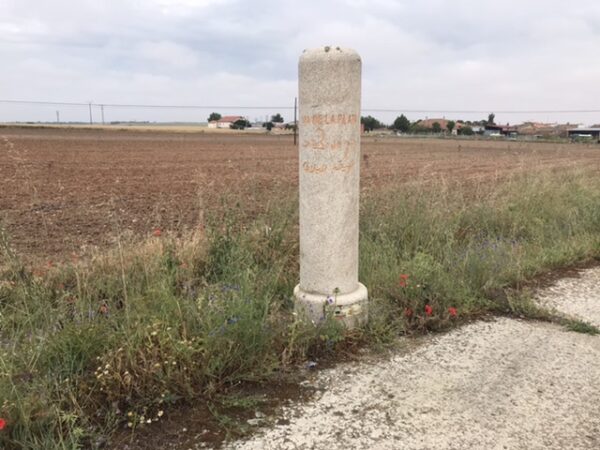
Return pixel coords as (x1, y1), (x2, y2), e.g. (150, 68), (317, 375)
(448, 307), (458, 317)
(424, 304), (433, 316)
(157, 410), (164, 418)
(0, 418), (5, 430)
(326, 296), (335, 305)
(153, 228), (162, 237)
(399, 274), (409, 288)
(404, 308), (413, 318)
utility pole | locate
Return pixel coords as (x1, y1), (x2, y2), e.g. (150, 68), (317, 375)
(56, 110), (60, 124)
(101, 104), (105, 125)
(88, 101), (93, 125)
(293, 97), (297, 146)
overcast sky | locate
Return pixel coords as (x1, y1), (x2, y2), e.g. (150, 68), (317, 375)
(2, 0), (600, 125)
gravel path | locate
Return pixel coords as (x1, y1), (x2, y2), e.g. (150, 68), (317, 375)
(536, 266), (600, 328)
(228, 269), (600, 450)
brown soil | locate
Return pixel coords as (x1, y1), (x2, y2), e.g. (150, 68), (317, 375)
(110, 377), (313, 450)
(2, 126), (600, 263)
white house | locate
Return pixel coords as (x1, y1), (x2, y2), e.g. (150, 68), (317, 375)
(208, 115), (245, 129)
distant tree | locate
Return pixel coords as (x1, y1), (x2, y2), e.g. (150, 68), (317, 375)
(487, 113), (496, 125)
(271, 113), (284, 123)
(432, 122), (442, 133)
(392, 114), (411, 133)
(361, 115), (384, 132)
(446, 120), (456, 133)
(230, 118), (251, 130)
(208, 112), (221, 122)
(460, 125), (474, 136)
(263, 121), (274, 131)
(410, 121), (429, 134)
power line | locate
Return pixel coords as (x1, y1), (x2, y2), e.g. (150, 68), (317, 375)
(0, 99), (92, 107)
(1, 99), (600, 114)
(362, 108), (600, 114)
(0, 99), (294, 110)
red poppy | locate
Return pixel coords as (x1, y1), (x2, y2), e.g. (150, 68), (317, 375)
(0, 418), (6, 430)
(153, 228), (162, 237)
(424, 304), (433, 316)
(448, 307), (458, 317)
(399, 274), (409, 288)
(404, 307), (413, 318)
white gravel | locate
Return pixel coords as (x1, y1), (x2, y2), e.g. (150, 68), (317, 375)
(536, 266), (600, 328)
(227, 268), (600, 450)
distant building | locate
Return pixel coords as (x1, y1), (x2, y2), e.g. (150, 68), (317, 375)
(208, 115), (246, 129)
(418, 118), (447, 130)
(484, 124), (518, 137)
(415, 118), (462, 134)
(567, 128), (600, 141)
(517, 122), (573, 138)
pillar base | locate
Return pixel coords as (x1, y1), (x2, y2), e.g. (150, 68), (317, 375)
(294, 283), (368, 328)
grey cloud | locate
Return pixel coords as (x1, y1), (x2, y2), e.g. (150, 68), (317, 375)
(2, 0), (600, 124)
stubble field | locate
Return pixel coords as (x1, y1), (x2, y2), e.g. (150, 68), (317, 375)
(2, 126), (599, 262)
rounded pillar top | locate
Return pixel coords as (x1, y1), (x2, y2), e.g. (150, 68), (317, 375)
(300, 46), (361, 63)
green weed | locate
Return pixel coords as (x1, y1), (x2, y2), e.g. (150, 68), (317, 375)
(563, 319), (600, 335)
(2, 168), (600, 448)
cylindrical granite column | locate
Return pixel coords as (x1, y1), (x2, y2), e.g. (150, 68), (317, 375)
(294, 46), (368, 328)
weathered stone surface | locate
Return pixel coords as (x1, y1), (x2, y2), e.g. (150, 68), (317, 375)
(294, 46), (367, 326)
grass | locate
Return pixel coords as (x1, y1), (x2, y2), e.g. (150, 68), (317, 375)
(563, 319), (600, 335)
(2, 167), (600, 448)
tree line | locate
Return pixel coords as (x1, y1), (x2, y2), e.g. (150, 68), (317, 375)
(361, 113), (497, 135)
(206, 111), (497, 135)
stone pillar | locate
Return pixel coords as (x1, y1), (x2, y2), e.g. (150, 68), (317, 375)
(294, 46), (368, 328)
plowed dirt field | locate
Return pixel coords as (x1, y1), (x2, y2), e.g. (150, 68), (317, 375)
(2, 126), (599, 262)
